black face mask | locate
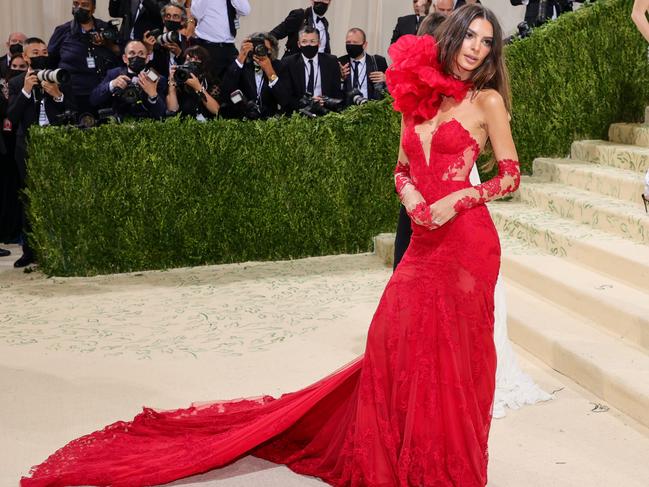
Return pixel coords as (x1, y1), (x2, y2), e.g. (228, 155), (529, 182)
(128, 56), (147, 73)
(29, 56), (48, 70)
(313, 1), (329, 16)
(164, 20), (183, 32)
(9, 43), (23, 56)
(72, 6), (93, 24)
(9, 68), (26, 79)
(346, 44), (364, 59)
(300, 45), (319, 59)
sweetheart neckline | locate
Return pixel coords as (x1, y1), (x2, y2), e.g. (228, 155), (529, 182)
(412, 118), (482, 168)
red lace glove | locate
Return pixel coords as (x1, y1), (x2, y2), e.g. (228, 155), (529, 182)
(452, 159), (521, 213)
(395, 160), (436, 228)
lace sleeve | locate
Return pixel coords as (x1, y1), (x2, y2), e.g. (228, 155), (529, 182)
(394, 120), (433, 225)
(453, 159), (521, 213)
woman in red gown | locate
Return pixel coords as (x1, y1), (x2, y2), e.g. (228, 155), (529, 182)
(21, 5), (520, 487)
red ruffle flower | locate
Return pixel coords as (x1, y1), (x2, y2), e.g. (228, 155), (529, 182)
(386, 35), (471, 123)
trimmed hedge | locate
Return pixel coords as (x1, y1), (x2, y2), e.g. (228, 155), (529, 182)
(28, 102), (401, 276)
(27, 0), (649, 276)
(507, 0), (649, 163)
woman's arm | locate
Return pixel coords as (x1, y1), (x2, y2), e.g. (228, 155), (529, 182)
(427, 90), (520, 228)
(395, 117), (433, 226)
(186, 74), (219, 115)
(166, 67), (180, 112)
(632, 0), (649, 43)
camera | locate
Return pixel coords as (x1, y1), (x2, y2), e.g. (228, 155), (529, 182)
(298, 93), (345, 118)
(517, 21), (532, 39)
(113, 82), (143, 105)
(150, 29), (181, 46)
(56, 109), (117, 129)
(250, 34), (269, 58)
(98, 21), (120, 42)
(34, 69), (70, 85)
(174, 62), (200, 84)
(230, 90), (262, 120)
(346, 88), (368, 106)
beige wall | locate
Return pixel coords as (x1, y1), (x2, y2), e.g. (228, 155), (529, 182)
(1, 0), (525, 58)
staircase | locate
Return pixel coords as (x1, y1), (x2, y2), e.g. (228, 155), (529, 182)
(374, 116), (649, 429)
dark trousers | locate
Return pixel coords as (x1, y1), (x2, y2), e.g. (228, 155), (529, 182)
(14, 141), (33, 258)
(194, 39), (238, 80)
(393, 204), (412, 271)
(0, 131), (21, 242)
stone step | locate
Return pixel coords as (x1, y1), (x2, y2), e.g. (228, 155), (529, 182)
(609, 123), (649, 149)
(501, 250), (649, 354)
(532, 158), (645, 207)
(490, 201), (649, 292)
(505, 279), (649, 429)
(517, 180), (649, 245)
(373, 233), (394, 267)
(571, 140), (649, 173)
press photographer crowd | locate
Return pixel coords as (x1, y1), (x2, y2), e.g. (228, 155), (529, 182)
(0, 0), (579, 267)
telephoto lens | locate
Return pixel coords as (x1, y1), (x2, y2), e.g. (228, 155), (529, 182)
(35, 69), (71, 85)
(156, 31), (181, 46)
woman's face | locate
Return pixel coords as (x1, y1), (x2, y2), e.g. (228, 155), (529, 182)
(453, 17), (493, 80)
(10, 57), (28, 72)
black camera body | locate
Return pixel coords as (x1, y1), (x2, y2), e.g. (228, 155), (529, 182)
(113, 82), (143, 105)
(298, 94), (345, 118)
(250, 34), (270, 58)
(98, 21), (120, 42)
(174, 62), (201, 84)
(230, 90), (262, 120)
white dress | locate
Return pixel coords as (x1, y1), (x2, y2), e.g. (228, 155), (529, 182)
(469, 164), (553, 418)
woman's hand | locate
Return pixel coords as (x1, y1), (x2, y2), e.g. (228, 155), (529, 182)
(426, 193), (459, 229)
(186, 73), (202, 91)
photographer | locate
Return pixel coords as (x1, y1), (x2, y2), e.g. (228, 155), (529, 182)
(109, 0), (167, 45)
(391, 0), (432, 44)
(282, 26), (343, 115)
(166, 46), (219, 119)
(7, 37), (77, 268)
(220, 33), (290, 119)
(48, 0), (120, 115)
(271, 0), (333, 58)
(338, 28), (388, 106)
(144, 2), (192, 78)
(90, 40), (167, 120)
(510, 0), (573, 28)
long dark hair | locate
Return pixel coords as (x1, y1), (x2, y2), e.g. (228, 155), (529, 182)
(436, 4), (511, 113)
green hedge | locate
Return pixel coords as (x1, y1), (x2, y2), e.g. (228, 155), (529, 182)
(27, 0), (649, 276)
(28, 102), (401, 276)
(507, 0), (649, 163)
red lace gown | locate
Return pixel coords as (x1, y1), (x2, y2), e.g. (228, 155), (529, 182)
(21, 35), (520, 487)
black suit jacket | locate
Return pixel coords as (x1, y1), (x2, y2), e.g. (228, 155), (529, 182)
(7, 72), (76, 181)
(510, 0), (573, 27)
(338, 54), (388, 101)
(281, 53), (342, 112)
(391, 14), (420, 45)
(455, 0), (481, 7)
(271, 7), (331, 58)
(109, 0), (167, 42)
(0, 54), (10, 80)
(220, 59), (291, 118)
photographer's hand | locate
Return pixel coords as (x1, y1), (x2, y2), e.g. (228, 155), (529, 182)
(164, 42), (182, 57)
(138, 72), (158, 98)
(237, 39), (253, 65)
(23, 70), (39, 95)
(42, 81), (63, 99)
(91, 32), (106, 46)
(143, 31), (156, 53)
(340, 62), (350, 81)
(253, 55), (275, 78)
(369, 71), (386, 84)
(109, 75), (130, 93)
(185, 73), (202, 91)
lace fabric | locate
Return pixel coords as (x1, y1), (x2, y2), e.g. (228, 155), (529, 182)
(22, 36), (520, 487)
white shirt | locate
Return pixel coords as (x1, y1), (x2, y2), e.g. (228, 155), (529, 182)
(311, 10), (327, 53)
(192, 0), (251, 43)
(350, 54), (368, 98)
(302, 54), (322, 97)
